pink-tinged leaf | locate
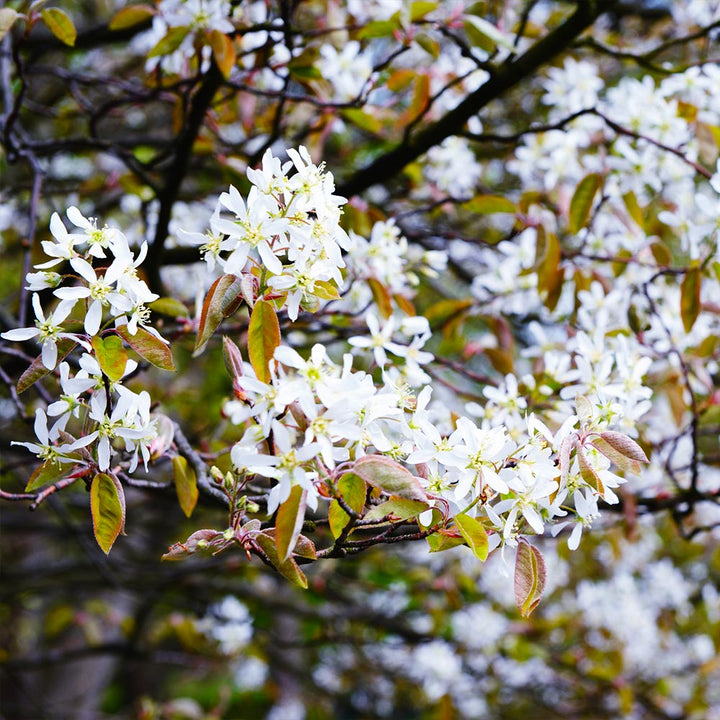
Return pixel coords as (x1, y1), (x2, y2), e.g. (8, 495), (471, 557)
(558, 435), (576, 485)
(162, 529), (224, 560)
(427, 529), (465, 552)
(328, 473), (367, 539)
(261, 528), (317, 560)
(255, 532), (308, 589)
(680, 265), (701, 333)
(514, 540), (546, 617)
(222, 335), (244, 380)
(454, 513), (489, 562)
(569, 173), (601, 234)
(172, 455), (198, 518)
(275, 484), (307, 562)
(209, 29), (236, 78)
(577, 445), (604, 494)
(194, 273), (242, 356)
(116, 324), (175, 371)
(353, 455), (428, 503)
(363, 498), (429, 522)
(41, 7), (76, 46)
(25, 459), (73, 492)
(17, 337), (77, 393)
(598, 431), (649, 464)
(148, 25), (190, 58)
(367, 278), (393, 319)
(90, 473), (126, 555)
(248, 299), (280, 384)
(92, 334), (128, 382)
(590, 437), (641, 476)
(109, 4), (154, 31)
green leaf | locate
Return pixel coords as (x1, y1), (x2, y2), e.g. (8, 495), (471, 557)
(194, 273), (242, 355)
(209, 29), (235, 79)
(17, 337), (77, 393)
(25, 459), (72, 492)
(454, 513), (489, 561)
(328, 473), (367, 538)
(363, 498), (429, 522)
(116, 324), (175, 371)
(462, 15), (512, 52)
(464, 195), (516, 214)
(353, 456), (428, 502)
(108, 4), (154, 31)
(148, 25), (190, 58)
(248, 300), (280, 384)
(275, 485), (307, 562)
(172, 455), (198, 518)
(148, 297), (189, 318)
(0, 8), (20, 41)
(514, 541), (546, 617)
(162, 529), (224, 560)
(680, 265), (701, 333)
(340, 108), (382, 134)
(41, 7), (76, 46)
(91, 334), (128, 382)
(90, 473), (126, 555)
(569, 173), (601, 234)
(255, 532), (308, 589)
(358, 19), (399, 39)
(410, 1), (437, 21)
(427, 530), (465, 552)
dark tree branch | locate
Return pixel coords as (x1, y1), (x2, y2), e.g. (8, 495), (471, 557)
(337, 1), (616, 198)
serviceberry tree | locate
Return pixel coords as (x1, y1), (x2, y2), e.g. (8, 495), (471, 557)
(1, 1), (718, 718)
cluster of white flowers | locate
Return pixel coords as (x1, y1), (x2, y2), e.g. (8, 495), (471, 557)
(1, 208), (162, 473)
(181, 146), (351, 320)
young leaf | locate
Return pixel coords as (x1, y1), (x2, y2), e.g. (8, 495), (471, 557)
(353, 455), (428, 502)
(569, 173), (601, 234)
(367, 278), (393, 319)
(148, 297), (189, 318)
(275, 485), (307, 562)
(90, 473), (126, 555)
(91, 334), (128, 382)
(598, 431), (649, 463)
(680, 265), (701, 333)
(172, 455), (198, 518)
(162, 529), (224, 560)
(17, 337), (77, 393)
(427, 529), (465, 552)
(209, 29), (235, 78)
(464, 195), (516, 214)
(148, 25), (190, 58)
(577, 445), (604, 494)
(116, 324), (175, 371)
(454, 513), (489, 561)
(248, 300), (280, 384)
(590, 437), (641, 476)
(514, 541), (546, 617)
(363, 498), (429, 522)
(108, 4), (154, 31)
(194, 273), (241, 355)
(255, 532), (308, 589)
(328, 473), (367, 539)
(25, 459), (72, 492)
(41, 8), (76, 46)
(0, 8), (19, 41)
